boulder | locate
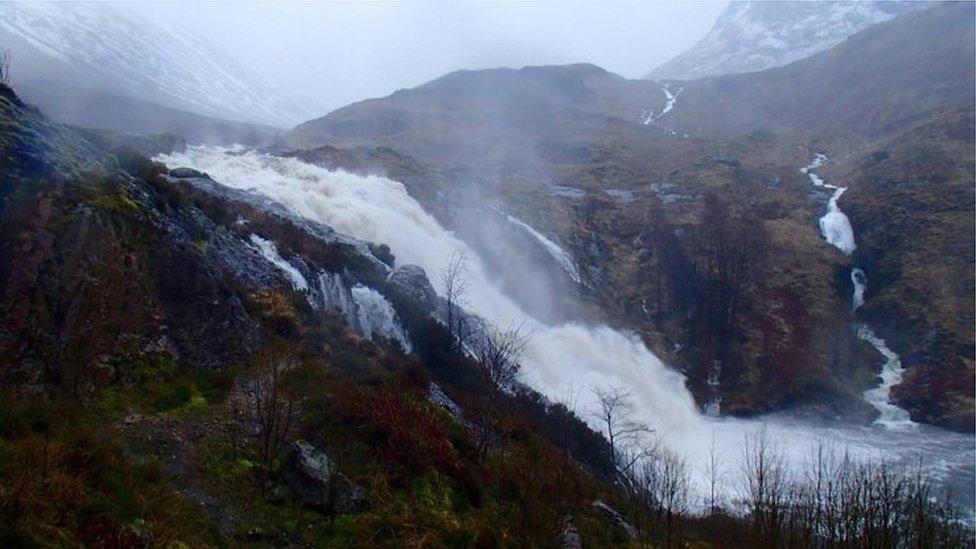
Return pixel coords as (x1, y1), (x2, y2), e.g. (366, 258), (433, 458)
(557, 513), (583, 548)
(168, 167), (207, 179)
(280, 440), (364, 513)
(592, 499), (637, 540)
(389, 264), (438, 310)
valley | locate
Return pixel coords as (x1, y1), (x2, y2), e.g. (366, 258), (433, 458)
(0, 0), (972, 545)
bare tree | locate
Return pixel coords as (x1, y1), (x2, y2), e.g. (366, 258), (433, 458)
(704, 428), (724, 515)
(441, 251), (480, 353)
(229, 347), (296, 486)
(0, 50), (9, 86)
(472, 322), (529, 457)
(592, 386), (651, 476)
(741, 426), (787, 546)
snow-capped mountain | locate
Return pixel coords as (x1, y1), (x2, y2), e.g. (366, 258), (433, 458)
(647, 1), (934, 81)
(0, 1), (316, 127)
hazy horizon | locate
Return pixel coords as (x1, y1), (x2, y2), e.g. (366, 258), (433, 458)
(121, 1), (727, 117)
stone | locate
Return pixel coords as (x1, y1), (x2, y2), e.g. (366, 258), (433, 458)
(389, 264), (438, 310)
(592, 499), (638, 539)
(168, 167), (206, 179)
(280, 440), (364, 513)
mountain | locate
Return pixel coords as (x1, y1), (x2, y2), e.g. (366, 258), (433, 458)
(647, 0), (934, 81)
(0, 1), (315, 129)
(0, 81), (625, 544)
(283, 63), (671, 177)
(280, 3), (974, 430)
(662, 1), (974, 141)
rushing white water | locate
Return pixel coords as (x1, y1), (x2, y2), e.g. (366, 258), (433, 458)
(503, 213), (584, 286)
(800, 154), (856, 255)
(159, 147), (973, 513)
(856, 326), (914, 430)
(317, 271), (357, 320)
(350, 285), (413, 352)
(248, 234), (309, 291)
(850, 267), (867, 311)
(640, 83), (682, 127)
(660, 83), (682, 117)
(802, 155), (915, 429)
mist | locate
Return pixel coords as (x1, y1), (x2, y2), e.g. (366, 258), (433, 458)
(123, 1), (727, 117)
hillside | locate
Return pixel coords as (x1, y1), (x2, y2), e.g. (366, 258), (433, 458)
(280, 2), (975, 430)
(0, 82), (652, 546)
(663, 1), (974, 140)
(0, 1), (310, 140)
(16, 82), (280, 146)
(647, 0), (934, 81)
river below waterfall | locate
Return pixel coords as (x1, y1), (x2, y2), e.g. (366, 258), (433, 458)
(157, 146), (975, 518)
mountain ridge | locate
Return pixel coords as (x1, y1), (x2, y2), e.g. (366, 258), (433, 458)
(647, 0), (935, 81)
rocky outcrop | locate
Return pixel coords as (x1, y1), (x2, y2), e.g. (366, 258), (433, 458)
(592, 500), (637, 540)
(390, 265), (439, 312)
(280, 440), (364, 513)
(557, 513), (583, 548)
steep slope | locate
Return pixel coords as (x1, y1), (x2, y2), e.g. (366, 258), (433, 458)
(284, 63), (673, 177)
(0, 83), (635, 545)
(837, 108), (976, 431)
(662, 1), (974, 140)
(280, 2), (975, 430)
(0, 1), (314, 128)
(647, 0), (934, 81)
(17, 83), (279, 146)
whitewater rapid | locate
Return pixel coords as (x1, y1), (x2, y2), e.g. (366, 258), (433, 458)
(801, 154), (915, 429)
(800, 153), (856, 254)
(158, 147), (973, 513)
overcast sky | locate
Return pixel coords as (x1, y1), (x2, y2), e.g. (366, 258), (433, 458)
(124, 1), (727, 114)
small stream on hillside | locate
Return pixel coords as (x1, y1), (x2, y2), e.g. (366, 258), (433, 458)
(800, 154), (916, 430)
(158, 147), (974, 518)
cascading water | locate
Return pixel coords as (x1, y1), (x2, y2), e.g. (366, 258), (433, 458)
(800, 154), (915, 428)
(158, 147), (974, 514)
(502, 212), (584, 286)
(850, 267), (867, 311)
(350, 284), (413, 352)
(800, 154), (856, 255)
(248, 234), (309, 291)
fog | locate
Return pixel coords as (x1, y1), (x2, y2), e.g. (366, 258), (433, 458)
(123, 1), (726, 116)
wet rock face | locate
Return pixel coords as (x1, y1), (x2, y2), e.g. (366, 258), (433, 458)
(280, 440), (365, 513)
(389, 264), (439, 311)
(169, 167), (206, 179)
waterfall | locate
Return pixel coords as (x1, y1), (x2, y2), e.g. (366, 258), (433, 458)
(502, 212), (584, 286)
(856, 325), (913, 430)
(350, 284), (413, 352)
(157, 147), (973, 510)
(800, 154), (856, 255)
(851, 268), (867, 311)
(158, 147), (703, 433)
(801, 155), (914, 429)
(248, 234), (309, 291)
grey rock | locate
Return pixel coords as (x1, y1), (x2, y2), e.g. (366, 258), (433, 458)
(389, 264), (438, 310)
(593, 499), (638, 539)
(428, 382), (466, 423)
(169, 167), (206, 179)
(558, 513), (583, 548)
(280, 440), (364, 513)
